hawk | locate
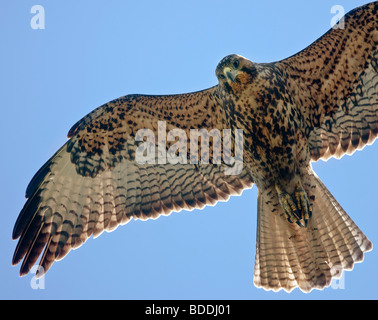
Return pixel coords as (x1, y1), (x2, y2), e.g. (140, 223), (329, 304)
(13, 2), (377, 292)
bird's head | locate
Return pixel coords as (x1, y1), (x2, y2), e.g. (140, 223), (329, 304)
(215, 54), (257, 94)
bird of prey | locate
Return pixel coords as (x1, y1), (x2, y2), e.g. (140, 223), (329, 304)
(13, 2), (377, 292)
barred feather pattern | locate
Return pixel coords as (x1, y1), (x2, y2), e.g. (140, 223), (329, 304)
(277, 2), (378, 161)
(254, 172), (372, 293)
(13, 138), (253, 276)
(309, 50), (378, 160)
(12, 2), (377, 292)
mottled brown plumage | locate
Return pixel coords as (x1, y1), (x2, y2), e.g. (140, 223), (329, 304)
(13, 2), (377, 292)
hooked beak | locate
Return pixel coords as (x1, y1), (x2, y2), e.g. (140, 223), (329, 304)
(223, 67), (238, 82)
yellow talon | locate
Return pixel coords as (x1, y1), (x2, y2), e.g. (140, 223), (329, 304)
(276, 184), (303, 227)
(276, 182), (312, 228)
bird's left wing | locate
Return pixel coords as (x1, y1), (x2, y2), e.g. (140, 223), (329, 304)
(276, 2), (378, 161)
(12, 87), (253, 276)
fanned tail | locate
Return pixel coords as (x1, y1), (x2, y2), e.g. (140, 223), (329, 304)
(254, 172), (372, 292)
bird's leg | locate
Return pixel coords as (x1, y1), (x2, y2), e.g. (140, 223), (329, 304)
(293, 181), (312, 228)
(275, 182), (313, 228)
(275, 184), (304, 228)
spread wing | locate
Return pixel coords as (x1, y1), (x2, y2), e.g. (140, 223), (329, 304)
(277, 2), (378, 161)
(12, 86), (253, 276)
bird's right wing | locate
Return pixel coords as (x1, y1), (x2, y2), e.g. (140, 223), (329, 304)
(12, 86), (254, 277)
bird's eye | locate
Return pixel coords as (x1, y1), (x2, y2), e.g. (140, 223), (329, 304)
(233, 59), (239, 68)
(219, 74), (226, 79)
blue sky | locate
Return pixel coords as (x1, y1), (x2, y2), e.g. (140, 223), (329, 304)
(1, 0), (377, 299)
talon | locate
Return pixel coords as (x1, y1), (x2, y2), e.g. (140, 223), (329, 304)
(303, 203), (313, 228)
(276, 182), (313, 228)
(276, 184), (302, 227)
(295, 220), (305, 228)
(294, 181), (312, 228)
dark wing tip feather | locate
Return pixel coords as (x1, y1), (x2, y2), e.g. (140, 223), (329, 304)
(12, 193), (42, 240)
(25, 144), (67, 198)
(25, 162), (50, 199)
(16, 145), (67, 239)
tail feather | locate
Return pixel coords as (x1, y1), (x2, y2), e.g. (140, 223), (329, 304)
(254, 172), (372, 293)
